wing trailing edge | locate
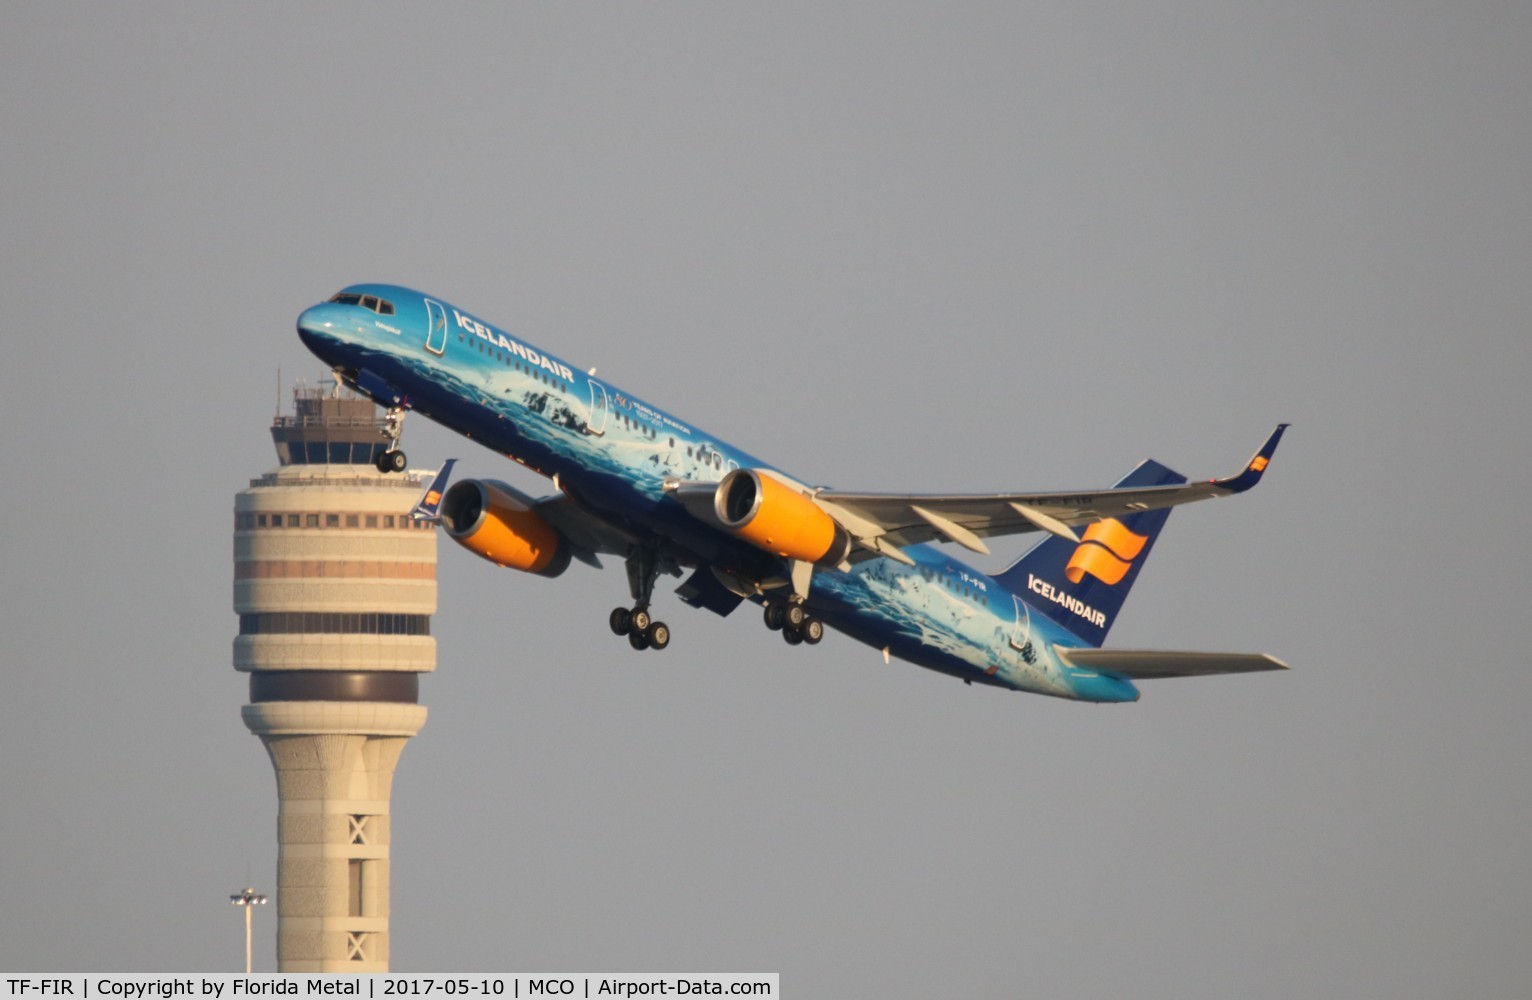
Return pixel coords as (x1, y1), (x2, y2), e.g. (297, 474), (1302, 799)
(813, 424), (1289, 557)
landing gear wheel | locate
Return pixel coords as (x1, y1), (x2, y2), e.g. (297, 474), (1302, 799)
(801, 617), (825, 645)
(647, 622), (671, 650)
(784, 603), (807, 629)
(628, 630), (651, 651)
(630, 607), (652, 633)
(763, 604), (786, 631)
(377, 449), (407, 473)
(783, 626), (804, 646)
(609, 607), (633, 636)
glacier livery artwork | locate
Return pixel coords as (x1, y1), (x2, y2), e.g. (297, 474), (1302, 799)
(298, 285), (1288, 703)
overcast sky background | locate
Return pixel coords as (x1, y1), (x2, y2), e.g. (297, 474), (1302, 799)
(3, 3), (1529, 996)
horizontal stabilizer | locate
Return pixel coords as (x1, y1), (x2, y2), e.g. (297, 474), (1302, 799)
(1056, 648), (1289, 679)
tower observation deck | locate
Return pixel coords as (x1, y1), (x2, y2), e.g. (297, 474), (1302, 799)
(234, 386), (437, 971)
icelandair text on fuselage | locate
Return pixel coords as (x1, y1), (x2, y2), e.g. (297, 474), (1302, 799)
(452, 309), (575, 384)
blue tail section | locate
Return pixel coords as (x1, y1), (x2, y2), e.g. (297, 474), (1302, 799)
(990, 459), (1186, 647)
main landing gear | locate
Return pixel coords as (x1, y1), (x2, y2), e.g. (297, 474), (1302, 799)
(375, 406), (408, 473)
(609, 547), (671, 652)
(763, 600), (824, 646)
(609, 606), (670, 651)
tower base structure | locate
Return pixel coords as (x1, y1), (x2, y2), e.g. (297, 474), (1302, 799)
(243, 702), (427, 971)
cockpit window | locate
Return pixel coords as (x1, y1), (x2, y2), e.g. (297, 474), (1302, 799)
(329, 291), (395, 315)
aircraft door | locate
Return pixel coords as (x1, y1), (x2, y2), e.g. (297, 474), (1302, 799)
(586, 378), (609, 436)
(1009, 594), (1038, 664)
(424, 299), (448, 355)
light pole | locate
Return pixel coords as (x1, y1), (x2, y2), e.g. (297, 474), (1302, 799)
(229, 887), (267, 973)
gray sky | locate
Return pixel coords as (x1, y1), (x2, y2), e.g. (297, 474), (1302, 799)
(3, 3), (1529, 995)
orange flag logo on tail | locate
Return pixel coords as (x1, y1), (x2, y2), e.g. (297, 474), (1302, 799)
(1065, 519), (1149, 586)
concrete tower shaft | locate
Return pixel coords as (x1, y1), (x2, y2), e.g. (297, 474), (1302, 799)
(235, 386), (437, 972)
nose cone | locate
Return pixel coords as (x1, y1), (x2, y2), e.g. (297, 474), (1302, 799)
(296, 303), (346, 363)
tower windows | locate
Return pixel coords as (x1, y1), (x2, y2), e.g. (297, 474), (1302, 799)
(238, 612), (431, 636)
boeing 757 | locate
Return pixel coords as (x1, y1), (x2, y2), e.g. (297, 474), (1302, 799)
(297, 284), (1288, 702)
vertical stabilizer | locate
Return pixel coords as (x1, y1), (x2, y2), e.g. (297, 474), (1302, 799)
(990, 460), (1185, 646)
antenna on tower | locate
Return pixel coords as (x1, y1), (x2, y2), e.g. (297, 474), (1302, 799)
(276, 367), (282, 417)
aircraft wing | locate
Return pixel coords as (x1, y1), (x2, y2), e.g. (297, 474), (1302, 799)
(1056, 648), (1290, 679)
(816, 425), (1287, 562)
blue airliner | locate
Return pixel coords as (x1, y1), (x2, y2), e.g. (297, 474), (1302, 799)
(297, 284), (1288, 702)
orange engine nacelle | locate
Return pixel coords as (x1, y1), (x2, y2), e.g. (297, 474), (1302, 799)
(714, 469), (852, 566)
(440, 480), (570, 577)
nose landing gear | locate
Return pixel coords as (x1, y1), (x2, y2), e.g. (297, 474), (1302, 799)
(375, 406), (408, 473)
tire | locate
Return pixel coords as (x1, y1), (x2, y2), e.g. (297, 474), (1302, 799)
(784, 603), (807, 628)
(802, 618), (824, 645)
(630, 608), (651, 633)
(628, 630), (650, 651)
(648, 622), (670, 650)
(783, 627), (804, 646)
(609, 607), (632, 636)
(763, 604), (785, 631)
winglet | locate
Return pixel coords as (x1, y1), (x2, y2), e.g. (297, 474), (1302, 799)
(410, 458), (457, 522)
(1214, 424), (1288, 494)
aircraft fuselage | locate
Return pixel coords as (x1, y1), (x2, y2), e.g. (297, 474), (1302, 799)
(298, 284), (1140, 702)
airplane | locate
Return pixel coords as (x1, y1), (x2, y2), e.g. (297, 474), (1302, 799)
(297, 284), (1289, 703)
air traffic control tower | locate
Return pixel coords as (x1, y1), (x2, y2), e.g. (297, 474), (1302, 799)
(234, 386), (437, 971)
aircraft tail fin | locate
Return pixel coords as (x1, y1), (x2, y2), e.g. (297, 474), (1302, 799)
(990, 459), (1185, 647)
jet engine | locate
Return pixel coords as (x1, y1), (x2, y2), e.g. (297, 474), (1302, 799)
(712, 469), (852, 566)
(439, 479), (571, 577)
